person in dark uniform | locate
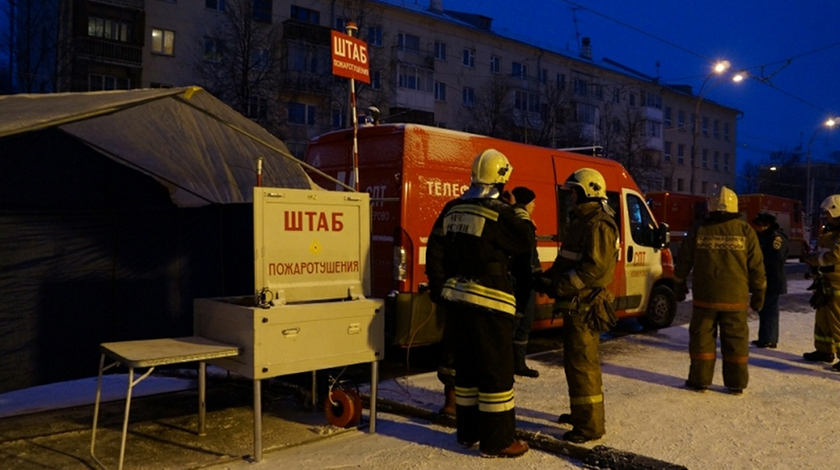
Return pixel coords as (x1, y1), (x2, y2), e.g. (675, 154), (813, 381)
(751, 212), (788, 348)
(425, 149), (532, 458)
(510, 186), (541, 378)
(534, 168), (619, 444)
(674, 186), (766, 395)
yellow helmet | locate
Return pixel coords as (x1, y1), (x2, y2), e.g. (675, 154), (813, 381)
(562, 168), (607, 199)
(470, 149), (512, 185)
(707, 186), (738, 213)
(820, 194), (840, 218)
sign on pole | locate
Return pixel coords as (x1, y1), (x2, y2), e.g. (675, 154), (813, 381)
(331, 30), (370, 84)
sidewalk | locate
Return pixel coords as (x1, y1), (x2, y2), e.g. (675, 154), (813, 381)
(2, 280), (838, 469)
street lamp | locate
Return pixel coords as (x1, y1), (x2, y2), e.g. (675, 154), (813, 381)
(689, 61), (738, 195)
(805, 117), (839, 222)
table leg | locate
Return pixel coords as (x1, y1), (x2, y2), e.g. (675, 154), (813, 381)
(370, 361), (378, 434)
(253, 378), (262, 462)
(117, 367), (135, 470)
(198, 361), (206, 436)
(311, 370), (318, 410)
(90, 353), (106, 460)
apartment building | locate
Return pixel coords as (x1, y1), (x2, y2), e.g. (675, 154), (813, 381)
(13, 0), (738, 194)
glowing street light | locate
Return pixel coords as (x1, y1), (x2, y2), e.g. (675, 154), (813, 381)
(806, 117), (839, 222)
(689, 61), (742, 195)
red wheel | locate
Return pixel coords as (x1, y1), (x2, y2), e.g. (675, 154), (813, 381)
(324, 388), (362, 428)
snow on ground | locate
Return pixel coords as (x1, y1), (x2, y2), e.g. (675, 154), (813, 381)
(209, 279), (840, 470)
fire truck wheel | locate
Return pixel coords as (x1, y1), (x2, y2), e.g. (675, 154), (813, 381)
(639, 285), (677, 329)
(324, 388), (362, 428)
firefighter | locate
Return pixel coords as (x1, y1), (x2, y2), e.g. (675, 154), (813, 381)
(425, 149), (532, 458)
(802, 194), (840, 370)
(674, 186), (766, 395)
(751, 212), (788, 348)
(534, 168), (619, 444)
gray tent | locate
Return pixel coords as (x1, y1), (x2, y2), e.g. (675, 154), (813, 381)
(0, 87), (318, 393)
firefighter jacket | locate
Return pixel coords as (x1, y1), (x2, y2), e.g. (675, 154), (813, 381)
(804, 224), (840, 289)
(675, 212), (766, 310)
(426, 196), (533, 315)
(757, 224), (789, 295)
(510, 205), (540, 312)
(543, 201), (618, 299)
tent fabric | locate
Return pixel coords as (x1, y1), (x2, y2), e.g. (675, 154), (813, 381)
(0, 88), (318, 393)
(0, 87), (318, 206)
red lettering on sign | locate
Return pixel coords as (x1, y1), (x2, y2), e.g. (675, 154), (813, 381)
(332, 212), (344, 231)
(283, 211), (346, 232)
(285, 211), (302, 231)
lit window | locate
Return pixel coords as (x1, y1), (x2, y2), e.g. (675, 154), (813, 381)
(151, 28), (175, 55)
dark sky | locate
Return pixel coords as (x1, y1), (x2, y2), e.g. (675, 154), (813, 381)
(436, 0), (840, 173)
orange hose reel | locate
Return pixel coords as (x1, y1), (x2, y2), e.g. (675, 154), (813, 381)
(324, 387), (363, 428)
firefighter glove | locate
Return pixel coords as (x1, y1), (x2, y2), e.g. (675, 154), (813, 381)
(533, 274), (555, 299)
(675, 281), (688, 302)
(750, 290), (765, 312)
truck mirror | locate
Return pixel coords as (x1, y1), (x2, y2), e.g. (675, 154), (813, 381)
(654, 222), (670, 249)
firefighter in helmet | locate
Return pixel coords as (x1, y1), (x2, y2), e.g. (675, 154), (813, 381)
(674, 186), (766, 394)
(426, 149), (532, 458)
(802, 194), (840, 371)
(534, 168), (619, 444)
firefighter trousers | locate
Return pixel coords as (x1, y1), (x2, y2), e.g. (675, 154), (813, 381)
(449, 303), (516, 454)
(688, 307), (749, 389)
(562, 308), (605, 439)
(813, 296), (840, 355)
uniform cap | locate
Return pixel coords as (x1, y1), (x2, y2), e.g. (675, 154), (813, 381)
(752, 212), (776, 226)
(511, 187), (536, 206)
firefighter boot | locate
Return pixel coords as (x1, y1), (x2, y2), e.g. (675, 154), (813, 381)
(440, 385), (456, 417)
(833, 361), (840, 372)
(480, 440), (529, 458)
(803, 351), (834, 363)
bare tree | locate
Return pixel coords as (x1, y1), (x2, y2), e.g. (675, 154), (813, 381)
(459, 74), (516, 139)
(194, 0), (283, 129)
(2, 0), (60, 93)
(529, 82), (582, 148)
(600, 84), (660, 190)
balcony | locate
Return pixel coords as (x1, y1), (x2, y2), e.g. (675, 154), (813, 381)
(283, 20), (331, 45)
(77, 38), (142, 67)
(90, 0), (144, 10)
(280, 70), (332, 95)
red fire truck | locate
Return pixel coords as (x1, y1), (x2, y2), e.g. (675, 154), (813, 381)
(739, 194), (808, 258)
(304, 124), (678, 347)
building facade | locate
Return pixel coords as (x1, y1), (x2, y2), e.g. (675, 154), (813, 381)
(12, 0), (738, 194)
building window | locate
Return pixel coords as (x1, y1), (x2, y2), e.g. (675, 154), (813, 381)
(702, 149), (708, 168)
(515, 90), (539, 113)
(702, 181), (708, 194)
(576, 103), (597, 124)
(434, 81), (446, 101)
(246, 96), (267, 119)
(203, 37), (224, 63)
(574, 77), (587, 96)
(702, 116), (709, 136)
(287, 43), (320, 73)
(434, 41), (446, 60)
(664, 107), (672, 127)
(647, 120), (661, 138)
(629, 93), (636, 107)
(664, 141), (672, 162)
(371, 70), (381, 90)
(713, 119), (720, 138)
(463, 48), (475, 67)
(557, 73), (566, 90)
(594, 84), (603, 99)
(290, 5), (319, 24)
(490, 55), (500, 73)
(88, 17), (130, 42)
(724, 153), (730, 172)
(288, 102), (315, 125)
(663, 176), (672, 191)
(253, 0), (272, 22)
(677, 144), (685, 164)
(677, 178), (684, 191)
(151, 28), (175, 55)
(206, 0), (225, 12)
(644, 92), (662, 109)
(398, 33), (420, 52)
(335, 17), (347, 31)
(367, 25), (382, 46)
(724, 122), (730, 141)
(398, 64), (432, 92)
(714, 151), (720, 171)
(89, 74), (130, 91)
(332, 108), (346, 128)
(462, 87), (475, 107)
(540, 68), (547, 84)
(678, 110), (685, 131)
(512, 62), (527, 80)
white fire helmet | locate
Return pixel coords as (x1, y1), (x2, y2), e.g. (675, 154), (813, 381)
(470, 149), (512, 185)
(707, 186), (738, 213)
(820, 194), (840, 218)
(562, 168), (607, 199)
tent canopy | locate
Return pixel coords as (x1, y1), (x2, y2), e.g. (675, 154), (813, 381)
(0, 86), (318, 206)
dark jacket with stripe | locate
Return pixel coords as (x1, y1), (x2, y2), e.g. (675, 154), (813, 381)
(757, 225), (788, 295)
(675, 212), (766, 310)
